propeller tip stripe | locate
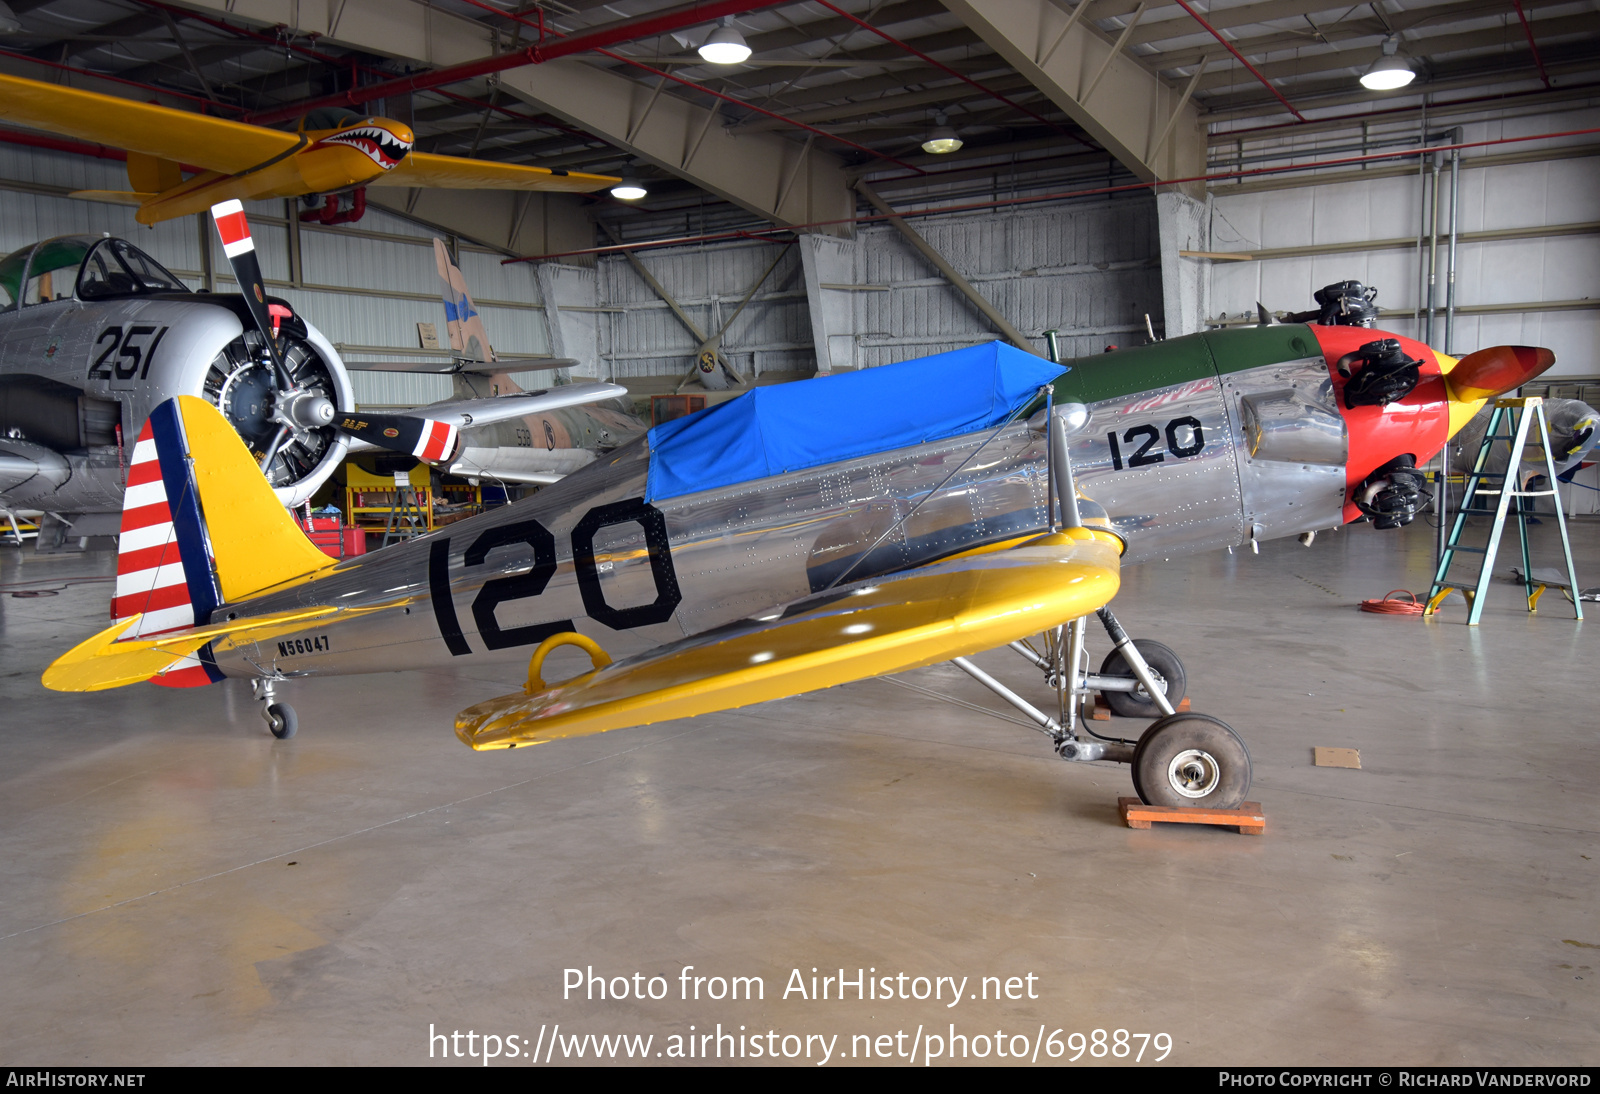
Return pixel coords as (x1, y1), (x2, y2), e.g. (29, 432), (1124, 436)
(415, 420), (458, 462)
(210, 200), (254, 257)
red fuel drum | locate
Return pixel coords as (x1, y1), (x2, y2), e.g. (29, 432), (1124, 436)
(1307, 325), (1450, 524)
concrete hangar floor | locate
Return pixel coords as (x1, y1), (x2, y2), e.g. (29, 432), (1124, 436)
(0, 519), (1594, 1067)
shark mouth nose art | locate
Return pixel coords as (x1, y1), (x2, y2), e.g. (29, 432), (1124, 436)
(316, 125), (414, 169)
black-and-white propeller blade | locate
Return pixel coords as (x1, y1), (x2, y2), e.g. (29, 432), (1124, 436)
(336, 413), (460, 463)
(210, 200), (295, 391)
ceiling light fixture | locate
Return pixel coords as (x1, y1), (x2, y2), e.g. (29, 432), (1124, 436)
(610, 178), (648, 201)
(698, 18), (752, 65)
(1360, 36), (1415, 91)
(921, 112), (963, 155)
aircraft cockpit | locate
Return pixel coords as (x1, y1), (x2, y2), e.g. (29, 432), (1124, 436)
(0, 235), (188, 311)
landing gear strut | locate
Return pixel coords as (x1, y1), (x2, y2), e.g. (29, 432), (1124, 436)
(945, 397), (1251, 808)
(253, 678), (297, 739)
(954, 614), (1251, 808)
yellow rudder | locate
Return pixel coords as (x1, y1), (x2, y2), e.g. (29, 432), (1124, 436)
(174, 394), (335, 601)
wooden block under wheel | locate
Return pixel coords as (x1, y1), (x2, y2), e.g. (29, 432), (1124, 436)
(1118, 797), (1265, 835)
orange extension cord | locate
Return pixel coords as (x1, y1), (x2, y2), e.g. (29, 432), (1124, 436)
(1359, 589), (1426, 616)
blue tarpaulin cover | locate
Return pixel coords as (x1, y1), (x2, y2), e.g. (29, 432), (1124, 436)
(645, 341), (1065, 502)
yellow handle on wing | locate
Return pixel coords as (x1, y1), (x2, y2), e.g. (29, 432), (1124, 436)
(527, 632), (613, 694)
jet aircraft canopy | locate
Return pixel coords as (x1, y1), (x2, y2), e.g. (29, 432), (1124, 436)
(0, 235), (187, 309)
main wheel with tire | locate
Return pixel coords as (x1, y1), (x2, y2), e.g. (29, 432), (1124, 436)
(1132, 713), (1250, 809)
(266, 702), (298, 740)
(1099, 640), (1186, 718)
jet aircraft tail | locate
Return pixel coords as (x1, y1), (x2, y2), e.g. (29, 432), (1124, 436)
(76, 396), (335, 689)
(434, 237), (496, 365)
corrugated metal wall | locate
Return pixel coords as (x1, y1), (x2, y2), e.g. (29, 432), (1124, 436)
(855, 197), (1161, 367)
(596, 240), (813, 379)
(592, 194), (1163, 379)
(0, 145), (200, 269)
(1, 144), (554, 407)
(1207, 106), (1600, 377)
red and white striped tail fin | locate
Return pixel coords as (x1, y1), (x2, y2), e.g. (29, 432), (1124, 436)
(112, 421), (194, 636)
(109, 402), (225, 687)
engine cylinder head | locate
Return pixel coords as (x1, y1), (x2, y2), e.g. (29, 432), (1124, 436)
(1340, 338), (1422, 408)
(203, 329), (340, 490)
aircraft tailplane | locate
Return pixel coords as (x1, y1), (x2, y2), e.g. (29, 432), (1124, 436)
(452, 367), (526, 401)
(104, 396), (335, 688)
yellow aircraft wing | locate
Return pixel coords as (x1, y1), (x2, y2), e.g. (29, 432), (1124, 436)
(0, 73), (299, 176)
(372, 151), (618, 193)
(456, 527), (1123, 751)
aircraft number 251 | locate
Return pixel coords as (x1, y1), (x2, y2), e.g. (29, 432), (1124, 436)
(1106, 416), (1204, 471)
(87, 325), (170, 382)
(427, 498), (681, 657)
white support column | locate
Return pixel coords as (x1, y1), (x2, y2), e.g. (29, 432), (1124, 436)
(1156, 190), (1210, 339)
(534, 263), (603, 380)
(797, 233), (861, 373)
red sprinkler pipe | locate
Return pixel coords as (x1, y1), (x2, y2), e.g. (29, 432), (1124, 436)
(502, 124), (1600, 262)
(131, 0), (923, 174)
(0, 126), (126, 162)
(244, 0), (793, 126)
(127, 1), (592, 144)
(1510, 0), (1551, 89)
(1168, 0), (1306, 122)
(299, 186), (367, 225)
(0, 46), (240, 113)
(1213, 80), (1600, 139)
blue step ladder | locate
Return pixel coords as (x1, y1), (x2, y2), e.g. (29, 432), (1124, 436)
(1426, 397), (1582, 625)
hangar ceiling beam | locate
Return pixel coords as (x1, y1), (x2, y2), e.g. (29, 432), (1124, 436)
(939, 0), (1205, 184)
(738, 75), (1038, 131)
(241, 0), (796, 126)
(169, 0), (853, 231)
(20, 10), (168, 63)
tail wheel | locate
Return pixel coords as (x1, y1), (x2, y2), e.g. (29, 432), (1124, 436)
(1099, 640), (1186, 718)
(1133, 713), (1250, 809)
(265, 702), (298, 740)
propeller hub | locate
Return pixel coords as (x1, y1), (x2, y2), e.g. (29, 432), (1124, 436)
(280, 392), (336, 430)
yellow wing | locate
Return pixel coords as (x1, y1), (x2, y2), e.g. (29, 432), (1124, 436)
(0, 73), (298, 175)
(455, 528), (1124, 751)
(372, 151), (618, 193)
